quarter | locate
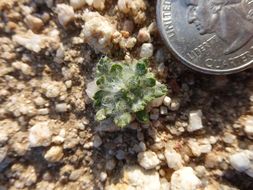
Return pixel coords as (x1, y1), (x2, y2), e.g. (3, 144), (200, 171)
(156, 0), (253, 74)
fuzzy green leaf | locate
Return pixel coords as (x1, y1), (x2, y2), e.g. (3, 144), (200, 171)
(94, 90), (106, 100)
(143, 78), (156, 87)
(96, 109), (107, 121)
(114, 113), (132, 128)
(136, 62), (147, 76)
(96, 76), (105, 87)
(110, 64), (123, 75)
(136, 110), (149, 124)
(97, 57), (110, 74)
(132, 100), (145, 112)
(115, 101), (128, 112)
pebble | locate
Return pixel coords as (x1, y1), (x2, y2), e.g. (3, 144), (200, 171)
(116, 150), (125, 160)
(169, 99), (180, 111)
(163, 96), (172, 107)
(37, 108), (49, 115)
(70, 0), (86, 9)
(55, 103), (69, 113)
(170, 167), (202, 190)
(164, 148), (183, 170)
(187, 110), (203, 132)
(194, 165), (206, 177)
(93, 134), (102, 148)
(244, 116), (253, 139)
(56, 4), (75, 27)
(188, 139), (212, 157)
(150, 108), (160, 121)
(205, 152), (223, 168)
(13, 30), (59, 53)
(137, 27), (151, 42)
(160, 106), (168, 115)
(140, 43), (154, 58)
(69, 169), (83, 181)
(11, 61), (33, 75)
(100, 172), (107, 182)
(0, 147), (7, 163)
(160, 178), (170, 190)
(229, 151), (251, 172)
(43, 84), (60, 98)
(82, 11), (117, 53)
(86, 80), (99, 99)
(137, 150), (160, 170)
(0, 132), (8, 145)
(222, 132), (236, 144)
(34, 96), (47, 107)
(93, 0), (105, 10)
(25, 15), (44, 32)
(44, 146), (64, 162)
(106, 165), (160, 190)
(106, 159), (116, 171)
(123, 20), (134, 33)
(29, 121), (52, 147)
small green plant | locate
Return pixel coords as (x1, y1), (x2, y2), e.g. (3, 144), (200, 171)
(93, 57), (168, 128)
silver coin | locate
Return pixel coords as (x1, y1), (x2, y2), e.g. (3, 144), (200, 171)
(156, 0), (253, 74)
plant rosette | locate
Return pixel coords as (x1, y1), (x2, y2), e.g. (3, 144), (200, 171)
(87, 57), (168, 128)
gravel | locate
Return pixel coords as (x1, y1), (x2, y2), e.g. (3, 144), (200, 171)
(188, 110), (204, 132)
(170, 167), (202, 190)
(137, 151), (160, 170)
(0, 1), (253, 189)
(28, 121), (52, 147)
(229, 151), (251, 172)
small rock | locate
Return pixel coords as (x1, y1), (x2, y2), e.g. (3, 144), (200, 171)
(100, 172), (107, 182)
(0, 147), (7, 163)
(137, 150), (160, 170)
(82, 10), (117, 53)
(133, 142), (146, 153)
(116, 150), (125, 160)
(194, 165), (206, 177)
(86, 80), (99, 99)
(188, 139), (212, 157)
(188, 110), (203, 132)
(150, 108), (160, 121)
(70, 0), (86, 9)
(163, 96), (172, 107)
(164, 148), (183, 170)
(140, 43), (154, 58)
(69, 169), (83, 181)
(25, 15), (44, 32)
(205, 152), (223, 168)
(93, 0), (105, 10)
(13, 30), (59, 53)
(169, 99), (180, 111)
(170, 167), (202, 190)
(55, 103), (69, 113)
(229, 152), (251, 172)
(44, 146), (64, 162)
(106, 158), (116, 171)
(244, 116), (253, 139)
(29, 121), (52, 147)
(93, 134), (102, 148)
(160, 178), (170, 190)
(160, 106), (168, 115)
(56, 4), (75, 27)
(222, 132), (236, 144)
(0, 132), (8, 145)
(105, 165), (160, 190)
(137, 27), (151, 42)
